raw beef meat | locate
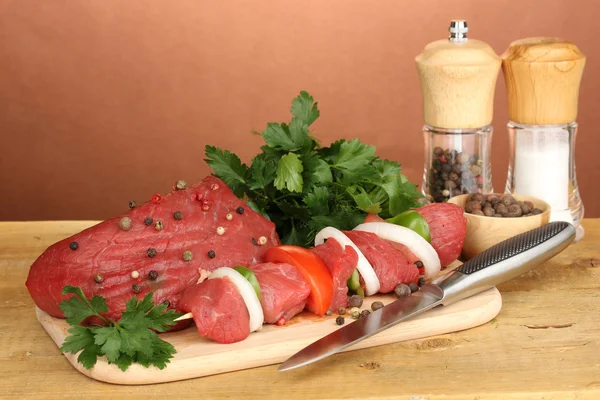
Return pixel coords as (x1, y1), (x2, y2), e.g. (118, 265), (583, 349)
(343, 231), (419, 293)
(415, 203), (466, 267)
(25, 176), (280, 322)
(179, 277), (250, 344)
(249, 262), (311, 324)
(310, 238), (358, 311)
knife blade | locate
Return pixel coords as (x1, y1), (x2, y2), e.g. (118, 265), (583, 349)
(278, 221), (575, 372)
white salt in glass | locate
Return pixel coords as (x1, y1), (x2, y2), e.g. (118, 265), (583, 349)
(506, 122), (584, 241)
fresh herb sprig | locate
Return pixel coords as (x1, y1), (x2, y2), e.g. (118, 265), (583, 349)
(59, 286), (182, 372)
(205, 91), (423, 247)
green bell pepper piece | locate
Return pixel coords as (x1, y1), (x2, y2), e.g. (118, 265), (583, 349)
(385, 210), (432, 243)
(233, 266), (261, 300)
(347, 269), (360, 291)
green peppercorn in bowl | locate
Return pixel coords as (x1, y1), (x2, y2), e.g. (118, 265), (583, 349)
(448, 193), (551, 260)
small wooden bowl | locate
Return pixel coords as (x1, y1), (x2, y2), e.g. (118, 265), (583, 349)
(448, 193), (551, 260)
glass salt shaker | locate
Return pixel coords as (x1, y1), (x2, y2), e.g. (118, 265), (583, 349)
(415, 20), (502, 203)
(501, 38), (586, 241)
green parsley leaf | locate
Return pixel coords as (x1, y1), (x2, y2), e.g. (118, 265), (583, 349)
(60, 326), (95, 354)
(113, 354), (133, 372)
(291, 91), (319, 126)
(288, 118), (309, 149)
(77, 344), (102, 370)
(59, 287), (181, 372)
(274, 152), (304, 193)
(303, 153), (332, 187)
(304, 187), (330, 215)
(60, 286), (108, 325)
(247, 154), (276, 190)
(136, 292), (155, 314)
(246, 201), (271, 221)
(262, 123), (299, 151)
(143, 332), (177, 370)
(333, 139), (377, 172)
(347, 186), (382, 214)
(93, 327), (121, 363)
(119, 329), (146, 357)
(146, 305), (183, 332)
(204, 145), (248, 197)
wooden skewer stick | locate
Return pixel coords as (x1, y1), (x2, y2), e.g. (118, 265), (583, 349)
(174, 312), (193, 322)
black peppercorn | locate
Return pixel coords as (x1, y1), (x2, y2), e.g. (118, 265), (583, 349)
(173, 211), (183, 220)
(418, 276), (426, 287)
(394, 284), (411, 298)
(371, 301), (384, 311)
(414, 260), (424, 269)
(408, 282), (419, 293)
(236, 206), (245, 214)
(433, 147), (444, 156)
(132, 284), (142, 294)
(69, 241), (78, 251)
(251, 237), (258, 246)
(148, 270), (158, 280)
(93, 274), (104, 284)
(338, 306), (346, 315)
(360, 310), (371, 318)
(207, 250), (216, 258)
(335, 316), (345, 325)
(147, 248), (157, 258)
(144, 217), (153, 226)
(128, 201), (136, 209)
(348, 295), (363, 308)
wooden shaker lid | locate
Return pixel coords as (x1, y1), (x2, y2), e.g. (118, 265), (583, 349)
(415, 31), (502, 129)
(501, 37), (586, 125)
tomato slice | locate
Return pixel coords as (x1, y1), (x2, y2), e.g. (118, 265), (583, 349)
(263, 245), (333, 317)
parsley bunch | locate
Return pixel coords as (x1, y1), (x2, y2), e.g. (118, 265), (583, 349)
(59, 286), (182, 372)
(205, 91), (423, 247)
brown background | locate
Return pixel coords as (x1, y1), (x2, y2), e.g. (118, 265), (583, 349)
(1, 0), (599, 221)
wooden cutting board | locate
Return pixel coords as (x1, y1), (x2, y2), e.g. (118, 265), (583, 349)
(36, 287), (502, 385)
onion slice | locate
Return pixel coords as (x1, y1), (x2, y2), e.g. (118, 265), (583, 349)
(353, 222), (441, 280)
(314, 227), (380, 296)
(208, 267), (264, 332)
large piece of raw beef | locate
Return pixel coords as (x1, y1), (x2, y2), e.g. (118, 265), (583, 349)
(25, 176), (280, 322)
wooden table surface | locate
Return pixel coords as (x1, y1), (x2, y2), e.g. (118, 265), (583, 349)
(1, 220), (599, 400)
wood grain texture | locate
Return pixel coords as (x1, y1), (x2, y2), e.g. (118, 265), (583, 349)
(36, 289), (501, 384)
(415, 37), (501, 129)
(1, 220), (600, 399)
(501, 37), (585, 125)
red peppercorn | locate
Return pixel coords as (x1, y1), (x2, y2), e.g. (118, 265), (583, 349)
(152, 194), (163, 204)
(476, 176), (484, 184)
(276, 318), (286, 326)
(440, 155), (447, 163)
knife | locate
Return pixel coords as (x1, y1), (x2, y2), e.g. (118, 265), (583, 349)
(278, 221), (576, 372)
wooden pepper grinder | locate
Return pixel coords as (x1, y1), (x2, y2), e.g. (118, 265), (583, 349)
(502, 38), (586, 241)
(416, 20), (502, 203)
